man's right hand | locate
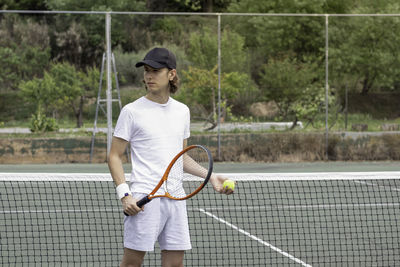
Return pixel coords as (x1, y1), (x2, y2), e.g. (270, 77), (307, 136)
(121, 195), (143, 216)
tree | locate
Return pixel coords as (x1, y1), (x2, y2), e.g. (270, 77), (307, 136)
(19, 73), (59, 132)
(77, 66), (100, 127)
(226, 0), (328, 57)
(45, 0), (146, 11)
(329, 3), (400, 95)
(0, 15), (50, 90)
(19, 62), (99, 128)
(0, 0), (47, 10)
(19, 62), (82, 117)
(45, 0), (147, 66)
(146, 0), (232, 12)
(259, 55), (326, 128)
(225, 0), (349, 84)
(187, 26), (249, 74)
(47, 62), (84, 127)
(54, 22), (89, 67)
(19, 73), (58, 116)
(180, 65), (257, 126)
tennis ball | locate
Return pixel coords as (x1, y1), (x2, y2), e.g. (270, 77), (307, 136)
(223, 180), (235, 190)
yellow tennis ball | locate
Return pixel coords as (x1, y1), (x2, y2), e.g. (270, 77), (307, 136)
(223, 180), (235, 190)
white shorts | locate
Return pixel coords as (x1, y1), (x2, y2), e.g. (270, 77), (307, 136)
(123, 193), (192, 252)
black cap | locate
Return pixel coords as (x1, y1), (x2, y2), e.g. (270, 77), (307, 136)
(135, 47), (176, 69)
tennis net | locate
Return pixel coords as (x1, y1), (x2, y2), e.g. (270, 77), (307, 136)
(1, 172), (399, 266)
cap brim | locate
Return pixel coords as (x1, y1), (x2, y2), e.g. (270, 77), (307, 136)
(135, 60), (166, 69)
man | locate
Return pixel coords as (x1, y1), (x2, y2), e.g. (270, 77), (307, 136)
(108, 47), (234, 267)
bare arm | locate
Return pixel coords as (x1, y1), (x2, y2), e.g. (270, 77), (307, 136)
(108, 136), (128, 187)
(108, 136), (142, 215)
(182, 139), (234, 195)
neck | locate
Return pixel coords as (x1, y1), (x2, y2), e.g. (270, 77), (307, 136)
(145, 92), (170, 104)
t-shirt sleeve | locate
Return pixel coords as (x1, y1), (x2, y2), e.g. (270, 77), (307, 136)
(183, 107), (190, 139)
(113, 106), (134, 142)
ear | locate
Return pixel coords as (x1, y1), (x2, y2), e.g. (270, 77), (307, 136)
(168, 69), (177, 81)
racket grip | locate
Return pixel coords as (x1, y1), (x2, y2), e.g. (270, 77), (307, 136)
(136, 196), (151, 208)
(123, 196), (151, 216)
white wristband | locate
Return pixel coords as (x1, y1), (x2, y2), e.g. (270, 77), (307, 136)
(116, 183), (131, 199)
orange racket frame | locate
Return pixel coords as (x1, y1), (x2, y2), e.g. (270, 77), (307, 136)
(124, 145), (213, 215)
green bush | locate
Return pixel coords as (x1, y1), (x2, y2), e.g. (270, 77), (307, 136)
(29, 111), (59, 133)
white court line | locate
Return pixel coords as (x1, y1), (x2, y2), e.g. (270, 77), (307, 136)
(3, 202), (399, 214)
(195, 202), (400, 212)
(198, 208), (312, 267)
(3, 201), (399, 215)
(0, 208), (119, 214)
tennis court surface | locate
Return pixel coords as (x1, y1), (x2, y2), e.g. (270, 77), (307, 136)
(1, 170), (400, 266)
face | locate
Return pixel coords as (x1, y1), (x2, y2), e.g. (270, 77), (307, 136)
(143, 65), (176, 94)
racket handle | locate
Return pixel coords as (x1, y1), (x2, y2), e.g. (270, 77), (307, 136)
(136, 195), (151, 208)
(123, 196), (151, 216)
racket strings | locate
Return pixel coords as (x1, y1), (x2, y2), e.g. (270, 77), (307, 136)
(166, 157), (185, 198)
(167, 146), (211, 199)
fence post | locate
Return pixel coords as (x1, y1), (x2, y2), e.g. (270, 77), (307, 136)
(217, 13), (222, 160)
(325, 14), (329, 160)
(106, 12), (112, 157)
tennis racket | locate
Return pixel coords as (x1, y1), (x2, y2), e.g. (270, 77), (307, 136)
(124, 144), (213, 215)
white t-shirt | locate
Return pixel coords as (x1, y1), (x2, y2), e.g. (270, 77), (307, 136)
(114, 96), (190, 194)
